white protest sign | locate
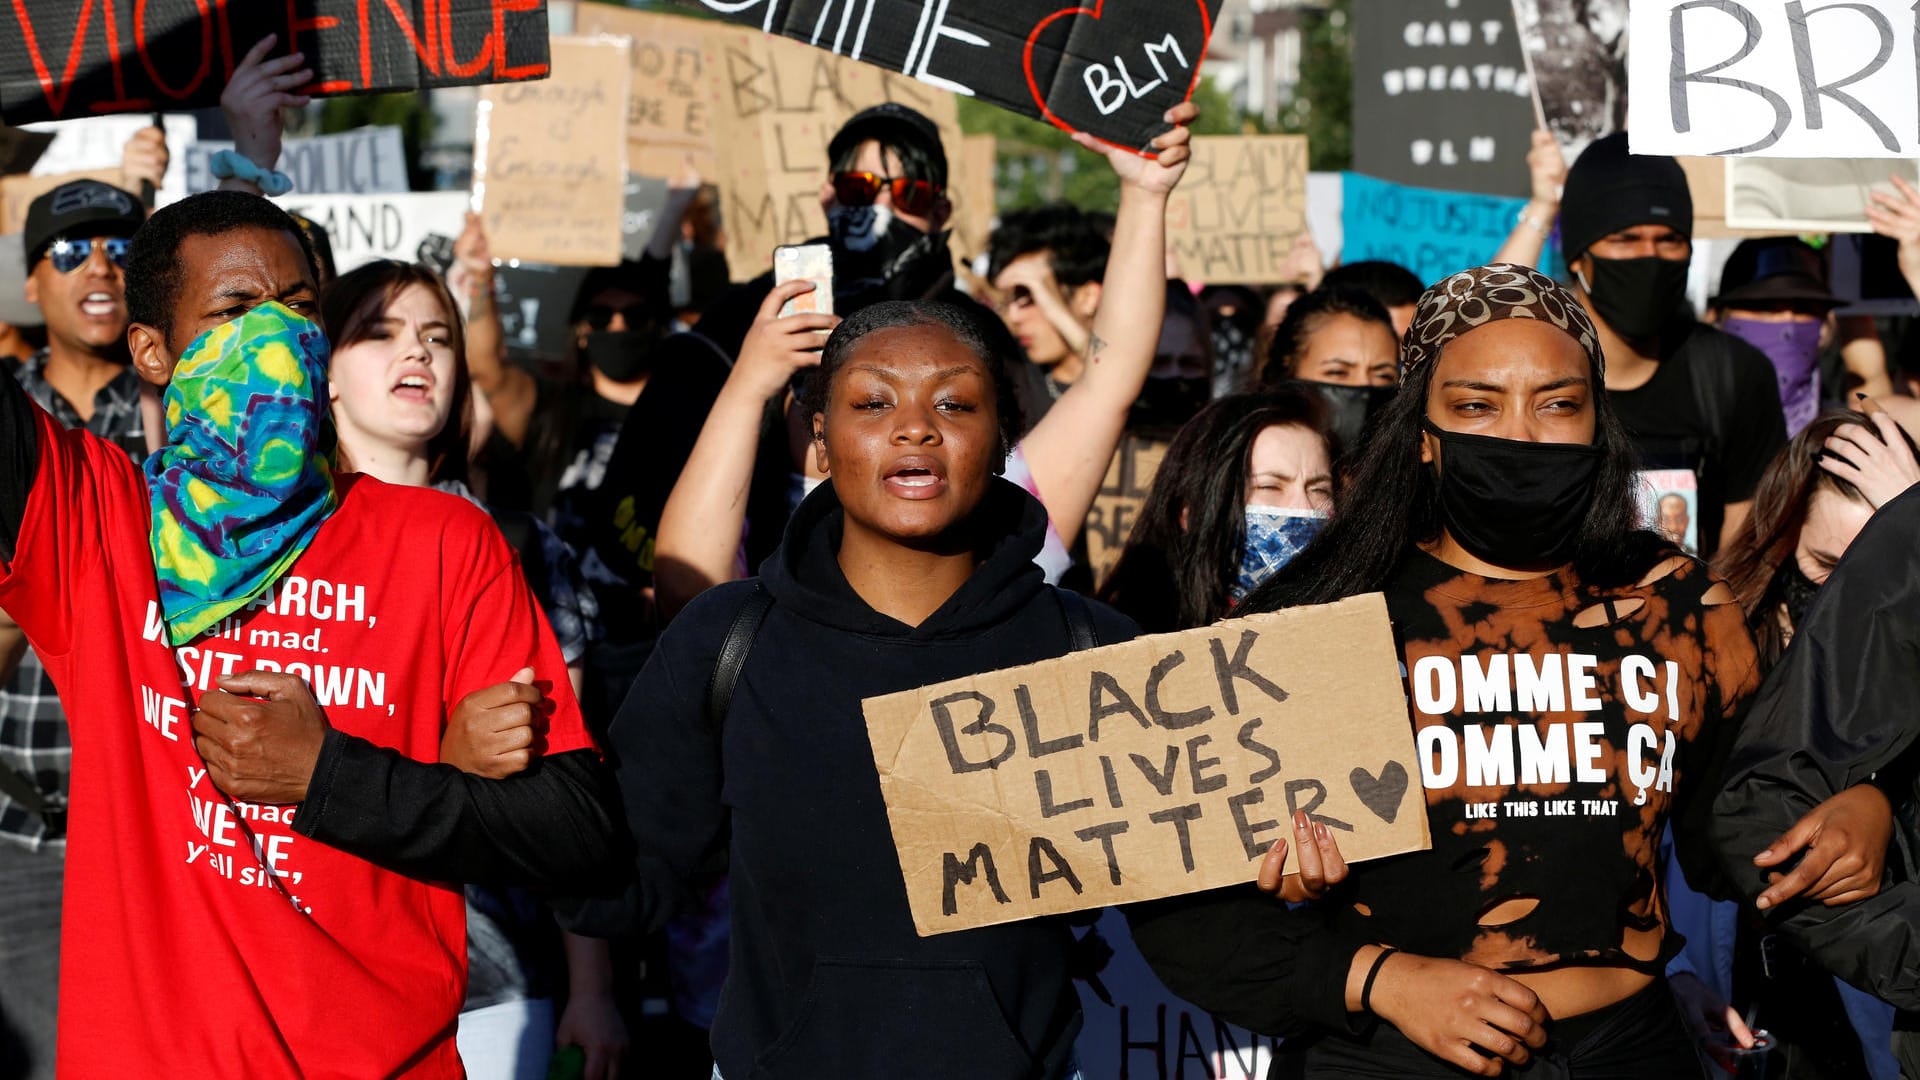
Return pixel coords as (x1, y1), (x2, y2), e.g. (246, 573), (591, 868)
(1629, 0), (1920, 157)
(183, 128), (409, 195)
(24, 113), (197, 200)
(273, 192), (469, 274)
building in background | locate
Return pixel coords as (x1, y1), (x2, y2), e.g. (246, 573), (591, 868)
(1207, 0), (1334, 126)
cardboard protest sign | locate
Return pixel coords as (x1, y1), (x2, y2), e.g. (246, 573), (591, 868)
(0, 1), (551, 125)
(1074, 909), (1279, 1079)
(1510, 0), (1626, 167)
(1351, 0), (1535, 199)
(703, 25), (962, 281)
(1083, 432), (1166, 588)
(669, 0), (1217, 157)
(185, 127), (409, 196)
(475, 35), (630, 267)
(1166, 135), (1308, 285)
(0, 124), (54, 175)
(0, 167), (122, 233)
(274, 191), (468, 273)
(572, 5), (715, 180)
(1725, 158), (1920, 234)
(1630, 0), (1920, 157)
(1341, 172), (1554, 286)
(951, 133), (998, 264)
(863, 592), (1428, 935)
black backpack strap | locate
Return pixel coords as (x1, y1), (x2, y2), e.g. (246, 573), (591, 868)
(706, 583), (775, 731)
(1056, 587), (1099, 653)
(1688, 328), (1740, 460)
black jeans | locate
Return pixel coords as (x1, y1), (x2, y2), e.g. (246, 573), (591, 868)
(1285, 978), (1704, 1079)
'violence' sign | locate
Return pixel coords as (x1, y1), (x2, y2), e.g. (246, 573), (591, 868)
(863, 593), (1429, 936)
(0, 0), (551, 125)
(668, 0), (1219, 156)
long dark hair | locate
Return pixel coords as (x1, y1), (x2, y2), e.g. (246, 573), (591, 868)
(319, 259), (473, 487)
(1240, 333), (1670, 612)
(1101, 388), (1335, 632)
(1715, 411), (1917, 667)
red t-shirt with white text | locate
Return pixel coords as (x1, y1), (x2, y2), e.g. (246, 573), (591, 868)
(0, 406), (592, 1078)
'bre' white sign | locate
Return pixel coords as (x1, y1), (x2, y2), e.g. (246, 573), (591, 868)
(1630, 0), (1920, 157)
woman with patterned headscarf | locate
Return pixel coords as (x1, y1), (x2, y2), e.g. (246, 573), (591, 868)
(1125, 265), (1806, 1077)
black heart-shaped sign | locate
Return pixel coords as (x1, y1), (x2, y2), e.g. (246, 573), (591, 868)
(1021, 0), (1216, 156)
(1350, 762), (1410, 824)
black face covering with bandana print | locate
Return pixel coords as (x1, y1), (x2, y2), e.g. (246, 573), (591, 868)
(827, 204), (952, 305)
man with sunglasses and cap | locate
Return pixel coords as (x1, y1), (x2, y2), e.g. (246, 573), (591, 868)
(0, 178), (152, 1079)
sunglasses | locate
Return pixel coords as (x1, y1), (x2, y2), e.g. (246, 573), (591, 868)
(583, 302), (655, 332)
(830, 171), (943, 217)
(44, 237), (131, 273)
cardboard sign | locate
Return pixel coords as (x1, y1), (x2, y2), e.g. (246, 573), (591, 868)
(703, 24), (962, 281)
(273, 190), (468, 273)
(476, 35), (631, 267)
(184, 127), (409, 196)
(1166, 135), (1308, 285)
(951, 132), (998, 264)
(670, 0), (1218, 157)
(1084, 432), (1166, 589)
(0, 1), (551, 125)
(1074, 909), (1279, 1079)
(1341, 172), (1548, 286)
(1510, 0), (1627, 167)
(1725, 158), (1920, 234)
(1350, 0), (1535, 198)
(863, 593), (1429, 935)
(572, 5), (716, 179)
(0, 167), (122, 233)
(1630, 0), (1920, 157)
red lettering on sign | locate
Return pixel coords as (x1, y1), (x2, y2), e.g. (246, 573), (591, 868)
(439, 0), (492, 77)
(362, 0), (442, 87)
(285, 0), (341, 73)
(10, 0), (96, 117)
(136, 0), (213, 102)
(493, 0), (545, 80)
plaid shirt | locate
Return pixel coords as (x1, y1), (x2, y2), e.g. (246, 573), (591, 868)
(0, 351), (149, 851)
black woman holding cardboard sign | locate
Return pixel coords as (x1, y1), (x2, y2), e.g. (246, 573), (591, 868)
(1129, 265), (1781, 1077)
(586, 108), (1337, 1080)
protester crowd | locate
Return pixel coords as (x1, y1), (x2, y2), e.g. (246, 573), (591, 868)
(3, 32), (1920, 1080)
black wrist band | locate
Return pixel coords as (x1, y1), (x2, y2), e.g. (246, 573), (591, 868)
(1361, 948), (1398, 1016)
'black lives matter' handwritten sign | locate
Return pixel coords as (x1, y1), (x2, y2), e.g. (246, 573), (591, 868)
(863, 594), (1429, 935)
(1167, 135), (1309, 285)
(1630, 0), (1919, 157)
(0, 0), (550, 125)
(668, 0), (1220, 156)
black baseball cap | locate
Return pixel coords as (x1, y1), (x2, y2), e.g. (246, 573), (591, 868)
(22, 179), (144, 266)
(1713, 237), (1841, 310)
(827, 103), (948, 187)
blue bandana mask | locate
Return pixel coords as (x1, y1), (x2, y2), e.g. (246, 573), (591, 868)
(1234, 506), (1327, 602)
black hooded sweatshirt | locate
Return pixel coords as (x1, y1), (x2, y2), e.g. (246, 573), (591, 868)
(605, 477), (1136, 1080)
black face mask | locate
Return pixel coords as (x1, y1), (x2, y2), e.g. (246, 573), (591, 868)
(1774, 559), (1823, 629)
(1307, 381), (1397, 456)
(1578, 255), (1689, 341)
(828, 205), (950, 303)
(1424, 423), (1603, 568)
(584, 329), (657, 383)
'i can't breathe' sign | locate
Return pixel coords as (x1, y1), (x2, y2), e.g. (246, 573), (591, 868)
(863, 593), (1430, 936)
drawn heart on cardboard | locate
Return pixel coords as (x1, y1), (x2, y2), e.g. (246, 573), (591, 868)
(1021, 0), (1214, 158)
(1349, 762), (1410, 824)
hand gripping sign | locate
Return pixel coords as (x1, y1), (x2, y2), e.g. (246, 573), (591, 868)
(862, 593), (1431, 936)
(667, 0), (1220, 157)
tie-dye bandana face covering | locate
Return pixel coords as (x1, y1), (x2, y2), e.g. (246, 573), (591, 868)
(145, 302), (337, 646)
